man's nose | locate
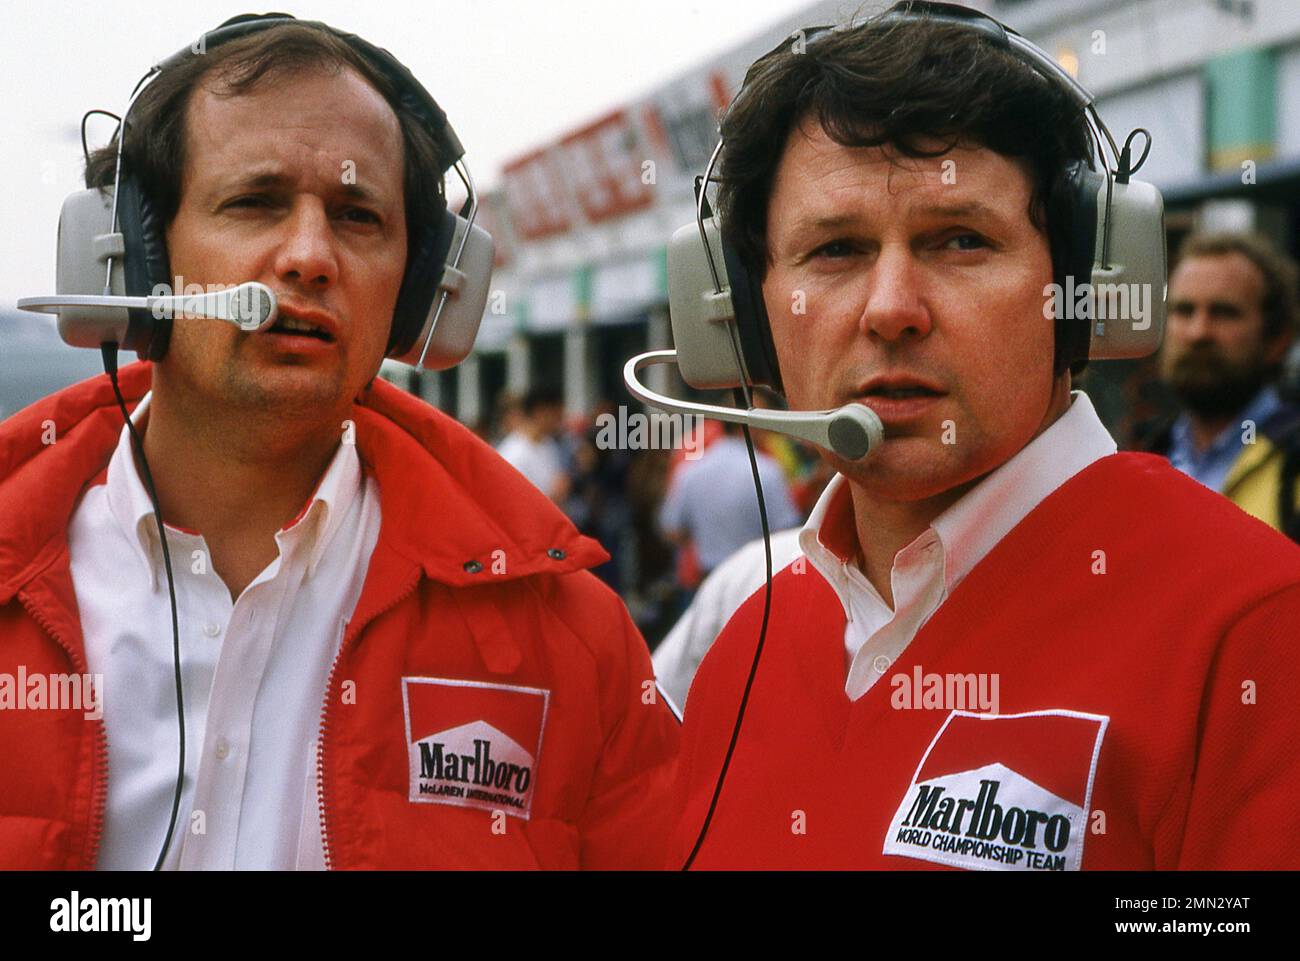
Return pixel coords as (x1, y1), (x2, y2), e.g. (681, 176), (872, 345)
(273, 200), (339, 290)
(858, 246), (932, 343)
(1179, 305), (1216, 343)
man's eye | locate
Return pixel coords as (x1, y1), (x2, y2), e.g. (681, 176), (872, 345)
(810, 240), (856, 259)
(227, 195), (269, 209)
(943, 232), (988, 251)
(342, 208), (380, 225)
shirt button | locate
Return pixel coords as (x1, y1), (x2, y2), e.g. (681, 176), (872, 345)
(203, 622), (221, 638)
(214, 738), (230, 760)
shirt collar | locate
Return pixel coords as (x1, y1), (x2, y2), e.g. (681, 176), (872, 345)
(1250, 383), (1285, 425)
(103, 392), (166, 590)
(1170, 384), (1284, 462)
(103, 391), (364, 591)
(800, 389), (1116, 605)
(292, 432), (364, 580)
(930, 389), (1116, 593)
(797, 472), (871, 621)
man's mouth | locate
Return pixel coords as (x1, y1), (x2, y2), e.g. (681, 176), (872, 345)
(853, 375), (947, 424)
(863, 386), (942, 399)
(266, 316), (335, 342)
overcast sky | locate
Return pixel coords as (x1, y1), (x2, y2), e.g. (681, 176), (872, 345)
(1, 0), (817, 308)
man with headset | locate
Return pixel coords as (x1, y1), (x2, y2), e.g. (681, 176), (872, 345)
(0, 14), (677, 870)
(664, 4), (1300, 869)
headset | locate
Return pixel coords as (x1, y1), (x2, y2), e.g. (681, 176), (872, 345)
(628, 0), (1169, 868)
(19, 12), (495, 371)
(17, 12), (494, 871)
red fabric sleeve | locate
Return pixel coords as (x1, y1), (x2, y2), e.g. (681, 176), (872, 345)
(1177, 580), (1300, 869)
(574, 583), (681, 870)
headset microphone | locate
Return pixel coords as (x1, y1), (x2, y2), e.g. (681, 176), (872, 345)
(624, 349), (884, 461)
(18, 281), (278, 340)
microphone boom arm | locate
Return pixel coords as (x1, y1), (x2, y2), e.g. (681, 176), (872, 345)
(623, 348), (884, 461)
(17, 282), (277, 332)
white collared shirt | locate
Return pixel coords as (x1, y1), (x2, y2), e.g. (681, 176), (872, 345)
(800, 391), (1117, 702)
(67, 393), (382, 870)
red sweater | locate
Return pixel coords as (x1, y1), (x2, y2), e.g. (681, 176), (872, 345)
(670, 453), (1300, 870)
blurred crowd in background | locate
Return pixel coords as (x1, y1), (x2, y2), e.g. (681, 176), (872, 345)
(485, 382), (831, 646)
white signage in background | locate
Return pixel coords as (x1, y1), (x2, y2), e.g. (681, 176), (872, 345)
(527, 274), (581, 332)
(590, 255), (663, 324)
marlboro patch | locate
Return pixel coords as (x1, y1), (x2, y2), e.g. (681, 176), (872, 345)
(401, 677), (549, 819)
(882, 709), (1108, 872)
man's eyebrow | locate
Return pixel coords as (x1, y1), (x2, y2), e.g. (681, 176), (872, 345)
(911, 200), (1007, 221)
(787, 201), (1008, 235)
(1170, 298), (1244, 315)
(1209, 300), (1244, 314)
(211, 169), (388, 204)
(787, 213), (862, 235)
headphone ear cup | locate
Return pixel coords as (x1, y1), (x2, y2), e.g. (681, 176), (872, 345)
(720, 234), (783, 393)
(1048, 160), (1100, 375)
(51, 188), (134, 348)
(664, 219), (784, 392)
(116, 174), (173, 360)
(1083, 177), (1167, 362)
(387, 200), (453, 359)
(385, 209), (495, 370)
(1048, 161), (1168, 370)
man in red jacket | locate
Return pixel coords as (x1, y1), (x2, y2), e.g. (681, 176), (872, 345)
(0, 17), (677, 870)
(670, 9), (1300, 869)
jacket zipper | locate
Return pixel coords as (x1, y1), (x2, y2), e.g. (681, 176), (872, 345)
(316, 566), (422, 870)
(17, 589), (109, 870)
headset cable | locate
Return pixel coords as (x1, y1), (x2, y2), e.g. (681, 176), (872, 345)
(100, 343), (186, 871)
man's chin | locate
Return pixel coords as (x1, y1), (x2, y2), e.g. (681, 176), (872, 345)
(826, 438), (975, 503)
(223, 364), (350, 418)
(1172, 377), (1266, 420)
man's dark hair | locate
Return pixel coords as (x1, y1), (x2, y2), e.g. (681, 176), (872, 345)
(716, 13), (1095, 292)
(84, 22), (450, 274)
(1175, 232), (1300, 342)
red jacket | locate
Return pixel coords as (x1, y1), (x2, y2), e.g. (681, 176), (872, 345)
(671, 453), (1300, 869)
(0, 362), (678, 869)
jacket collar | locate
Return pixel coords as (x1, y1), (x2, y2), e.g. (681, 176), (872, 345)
(0, 361), (606, 603)
(347, 369), (607, 585)
(104, 391), (369, 592)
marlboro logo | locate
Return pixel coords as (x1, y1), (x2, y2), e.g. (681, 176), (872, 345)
(402, 677), (549, 819)
(882, 709), (1108, 872)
